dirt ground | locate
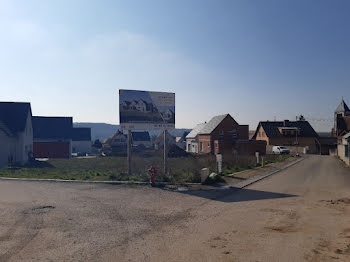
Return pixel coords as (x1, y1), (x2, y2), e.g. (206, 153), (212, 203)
(0, 155), (350, 261)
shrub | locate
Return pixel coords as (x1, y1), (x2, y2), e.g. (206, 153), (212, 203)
(109, 174), (117, 180)
(204, 175), (225, 185)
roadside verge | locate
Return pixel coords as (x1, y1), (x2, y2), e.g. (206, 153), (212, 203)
(231, 156), (305, 189)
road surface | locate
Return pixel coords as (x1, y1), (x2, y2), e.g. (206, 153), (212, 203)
(0, 155), (350, 262)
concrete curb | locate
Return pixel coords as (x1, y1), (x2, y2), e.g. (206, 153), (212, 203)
(0, 176), (201, 186)
(0, 176), (150, 185)
(232, 157), (305, 189)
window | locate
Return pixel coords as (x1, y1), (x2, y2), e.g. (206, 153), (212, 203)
(346, 145), (349, 158)
(200, 142), (203, 152)
(208, 143), (210, 148)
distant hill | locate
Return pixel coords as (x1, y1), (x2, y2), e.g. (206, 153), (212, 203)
(74, 122), (191, 141)
(74, 123), (119, 141)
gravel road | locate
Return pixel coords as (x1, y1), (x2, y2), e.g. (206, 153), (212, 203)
(1, 155), (350, 262)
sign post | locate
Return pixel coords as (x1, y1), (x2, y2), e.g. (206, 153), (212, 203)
(216, 154), (222, 174)
(163, 130), (168, 174)
(127, 130), (132, 176)
(255, 152), (260, 165)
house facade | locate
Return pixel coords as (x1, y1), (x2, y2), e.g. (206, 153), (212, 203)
(0, 102), (33, 167)
(252, 120), (319, 153)
(72, 128), (92, 155)
(154, 131), (176, 150)
(338, 133), (350, 166)
(186, 123), (206, 153)
(103, 130), (127, 154)
(122, 99), (154, 113)
(32, 116), (73, 158)
(131, 131), (151, 148)
(176, 131), (189, 150)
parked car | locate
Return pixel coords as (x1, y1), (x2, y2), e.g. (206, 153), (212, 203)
(272, 146), (290, 154)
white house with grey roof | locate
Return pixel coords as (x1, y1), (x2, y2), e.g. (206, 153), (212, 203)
(0, 102), (33, 167)
(186, 123), (206, 153)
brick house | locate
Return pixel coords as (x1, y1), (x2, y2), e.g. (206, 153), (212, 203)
(252, 120), (319, 153)
(190, 114), (266, 155)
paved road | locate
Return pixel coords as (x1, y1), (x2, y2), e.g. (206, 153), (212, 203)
(0, 155), (350, 262)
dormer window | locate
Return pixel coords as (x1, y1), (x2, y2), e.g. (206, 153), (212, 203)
(278, 127), (300, 136)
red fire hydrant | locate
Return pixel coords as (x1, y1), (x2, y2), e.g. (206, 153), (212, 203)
(148, 166), (157, 187)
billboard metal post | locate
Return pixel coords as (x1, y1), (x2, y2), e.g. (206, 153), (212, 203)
(163, 130), (168, 175)
(127, 130), (132, 176)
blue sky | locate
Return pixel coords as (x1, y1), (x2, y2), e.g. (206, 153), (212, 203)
(0, 0), (349, 131)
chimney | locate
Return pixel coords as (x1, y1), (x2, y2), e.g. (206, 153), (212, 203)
(283, 120), (289, 127)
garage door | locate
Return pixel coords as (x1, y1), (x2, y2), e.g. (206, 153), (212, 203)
(34, 142), (70, 158)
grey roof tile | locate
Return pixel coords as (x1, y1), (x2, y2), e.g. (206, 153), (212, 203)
(253, 121), (318, 139)
(336, 100), (350, 113)
(186, 123), (207, 138)
(198, 114), (229, 135)
(33, 116), (73, 140)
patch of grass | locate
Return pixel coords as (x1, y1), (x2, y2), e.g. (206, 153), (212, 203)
(0, 154), (292, 184)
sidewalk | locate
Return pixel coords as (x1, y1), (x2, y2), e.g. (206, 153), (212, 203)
(231, 156), (305, 188)
(168, 156), (305, 192)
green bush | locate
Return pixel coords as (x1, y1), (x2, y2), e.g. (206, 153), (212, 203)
(204, 175), (225, 185)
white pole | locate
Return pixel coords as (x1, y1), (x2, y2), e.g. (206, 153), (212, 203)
(128, 130), (132, 176)
(163, 130), (168, 174)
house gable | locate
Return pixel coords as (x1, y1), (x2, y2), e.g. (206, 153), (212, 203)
(0, 102), (31, 135)
(198, 114), (238, 135)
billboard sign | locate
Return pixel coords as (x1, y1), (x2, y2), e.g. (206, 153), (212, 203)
(119, 89), (175, 130)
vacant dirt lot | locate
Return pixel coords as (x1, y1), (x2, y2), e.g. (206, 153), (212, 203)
(0, 155), (350, 261)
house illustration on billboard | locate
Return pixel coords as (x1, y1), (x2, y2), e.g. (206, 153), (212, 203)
(160, 109), (175, 121)
(120, 99), (156, 113)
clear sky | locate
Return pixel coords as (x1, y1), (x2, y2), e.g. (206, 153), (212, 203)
(1, 0), (349, 131)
